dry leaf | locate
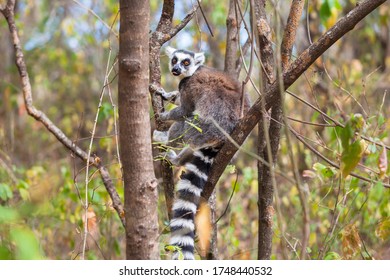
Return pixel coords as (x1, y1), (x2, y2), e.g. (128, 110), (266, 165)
(375, 218), (390, 241)
(341, 223), (362, 259)
(82, 208), (100, 249)
(195, 201), (212, 257)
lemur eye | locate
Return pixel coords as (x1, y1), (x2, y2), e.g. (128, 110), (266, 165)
(182, 59), (190, 66)
(171, 57), (177, 64)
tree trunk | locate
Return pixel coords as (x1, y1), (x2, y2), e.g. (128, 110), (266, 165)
(118, 0), (159, 259)
(252, 0), (277, 260)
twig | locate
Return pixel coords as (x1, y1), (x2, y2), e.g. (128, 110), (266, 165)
(0, 156), (18, 185)
(286, 89), (343, 126)
(323, 63), (368, 117)
(278, 0), (310, 260)
(196, 0), (214, 37)
(167, 1), (201, 41)
(287, 116), (336, 127)
(215, 172), (239, 224)
(71, 0), (118, 37)
(82, 46), (114, 260)
(281, 0), (305, 71)
(305, 0), (312, 44)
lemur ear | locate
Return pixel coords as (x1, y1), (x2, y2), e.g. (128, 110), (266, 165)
(194, 52), (205, 65)
(165, 46), (176, 57)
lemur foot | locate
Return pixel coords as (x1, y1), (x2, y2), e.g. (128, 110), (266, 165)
(153, 130), (169, 144)
(164, 150), (179, 165)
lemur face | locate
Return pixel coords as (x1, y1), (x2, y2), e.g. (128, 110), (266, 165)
(165, 46), (205, 78)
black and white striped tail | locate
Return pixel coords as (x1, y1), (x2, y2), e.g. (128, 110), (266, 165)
(169, 147), (220, 260)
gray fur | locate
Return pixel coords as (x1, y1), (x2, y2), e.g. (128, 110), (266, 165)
(159, 47), (250, 154)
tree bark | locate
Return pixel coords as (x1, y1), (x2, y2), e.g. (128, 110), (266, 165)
(118, 0), (158, 259)
(252, 0), (278, 260)
(224, 0), (240, 78)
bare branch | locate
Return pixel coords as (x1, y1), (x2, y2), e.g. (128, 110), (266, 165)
(168, 1), (201, 41)
(253, 0), (275, 86)
(281, 0), (305, 70)
(71, 0), (118, 37)
(224, 0), (240, 77)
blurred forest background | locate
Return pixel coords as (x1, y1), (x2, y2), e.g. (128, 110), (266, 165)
(0, 0), (389, 260)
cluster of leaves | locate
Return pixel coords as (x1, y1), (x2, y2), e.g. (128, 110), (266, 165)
(0, 162), (124, 259)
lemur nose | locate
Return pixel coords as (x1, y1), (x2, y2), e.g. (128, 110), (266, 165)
(172, 65), (181, 76)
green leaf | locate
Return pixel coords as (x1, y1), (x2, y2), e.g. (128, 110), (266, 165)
(378, 113), (385, 127)
(114, 239), (121, 256)
(10, 228), (43, 260)
(324, 251), (341, 260)
(17, 180), (29, 189)
(328, 0), (342, 10)
(19, 188), (30, 201)
(0, 183), (13, 201)
(313, 163), (336, 178)
(98, 102), (113, 122)
(320, 0), (331, 23)
(0, 206), (20, 223)
(341, 139), (365, 178)
(339, 123), (354, 151)
(0, 246), (13, 260)
(164, 244), (183, 259)
(350, 113), (365, 133)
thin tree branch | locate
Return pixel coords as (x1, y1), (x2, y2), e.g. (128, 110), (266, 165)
(196, 0), (214, 37)
(281, 0), (305, 70)
(0, 1), (125, 228)
(279, 0), (309, 259)
(224, 0), (240, 77)
(71, 0), (118, 37)
(168, 1), (201, 40)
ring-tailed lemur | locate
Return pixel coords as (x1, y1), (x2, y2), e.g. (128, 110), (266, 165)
(153, 46), (250, 260)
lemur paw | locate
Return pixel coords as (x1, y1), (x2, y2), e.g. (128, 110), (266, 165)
(158, 111), (170, 121)
(156, 88), (178, 102)
(155, 87), (166, 96)
(153, 130), (169, 144)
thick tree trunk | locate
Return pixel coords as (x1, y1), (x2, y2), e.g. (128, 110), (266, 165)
(118, 0), (159, 259)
